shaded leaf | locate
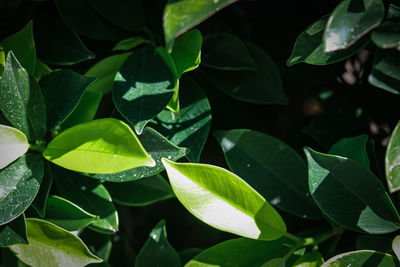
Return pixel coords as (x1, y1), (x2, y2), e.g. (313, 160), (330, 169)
(79, 228), (112, 261)
(0, 214), (27, 247)
(0, 124), (29, 169)
(328, 134), (370, 169)
(179, 248), (202, 265)
(31, 161), (53, 217)
(371, 21), (400, 49)
(323, 250), (399, 267)
(112, 37), (148, 52)
(386, 120), (400, 192)
(33, 60), (51, 81)
(293, 251), (324, 267)
(172, 29), (202, 77)
(356, 235), (392, 253)
(369, 49), (400, 95)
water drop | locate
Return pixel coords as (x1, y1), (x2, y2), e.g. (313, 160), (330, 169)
(246, 163), (251, 167)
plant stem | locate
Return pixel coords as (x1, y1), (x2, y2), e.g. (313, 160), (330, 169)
(29, 140), (45, 152)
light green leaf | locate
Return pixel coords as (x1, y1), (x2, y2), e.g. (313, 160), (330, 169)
(329, 134), (370, 169)
(0, 45), (5, 75)
(172, 29), (202, 77)
(322, 250), (399, 266)
(112, 37), (148, 52)
(392, 235), (400, 260)
(368, 49), (400, 95)
(43, 118), (155, 174)
(0, 124), (29, 169)
(0, 214), (27, 247)
(162, 159), (287, 240)
(31, 161), (53, 217)
(10, 218), (102, 267)
(386, 120), (400, 192)
(293, 251), (324, 267)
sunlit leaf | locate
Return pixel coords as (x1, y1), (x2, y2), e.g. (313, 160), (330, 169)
(0, 124), (29, 169)
(323, 250), (399, 266)
(386, 120), (400, 193)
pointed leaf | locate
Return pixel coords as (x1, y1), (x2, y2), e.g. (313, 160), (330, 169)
(371, 21), (400, 49)
(31, 161), (53, 217)
(172, 29), (202, 77)
(0, 214), (27, 247)
(386, 120), (400, 192)
(393, 235), (400, 260)
(43, 118), (155, 174)
(0, 125), (29, 169)
(293, 251), (324, 267)
(368, 49), (400, 95)
(112, 37), (148, 52)
(33, 59), (51, 81)
(329, 134), (370, 169)
(323, 250), (399, 267)
(162, 159), (287, 240)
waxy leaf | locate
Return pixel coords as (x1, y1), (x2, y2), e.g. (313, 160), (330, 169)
(106, 174), (174, 206)
(31, 161), (53, 217)
(371, 21), (400, 49)
(135, 220), (181, 267)
(0, 52), (46, 141)
(386, 120), (400, 192)
(113, 46), (176, 134)
(293, 251), (324, 267)
(305, 147), (400, 234)
(163, 0), (239, 51)
(10, 218), (102, 267)
(172, 29), (202, 77)
(329, 134), (370, 169)
(323, 250), (399, 266)
(214, 129), (321, 219)
(323, 0), (384, 52)
(0, 154), (43, 226)
(0, 214), (27, 246)
(43, 118), (155, 174)
(33, 59), (51, 82)
(162, 159), (287, 240)
(393, 235), (400, 260)
(112, 37), (147, 52)
(369, 50), (400, 95)
(0, 125), (29, 169)
(86, 127), (187, 182)
(40, 69), (96, 129)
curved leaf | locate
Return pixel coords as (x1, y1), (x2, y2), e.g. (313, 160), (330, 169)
(79, 228), (112, 261)
(293, 251), (324, 267)
(392, 235), (400, 260)
(329, 134), (370, 169)
(0, 214), (27, 247)
(31, 161), (53, 217)
(112, 37), (148, 52)
(386, 120), (400, 192)
(371, 21), (400, 49)
(172, 29), (202, 77)
(368, 49), (400, 95)
(0, 124), (29, 169)
(323, 250), (399, 267)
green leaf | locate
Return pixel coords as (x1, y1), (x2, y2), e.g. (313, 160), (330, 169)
(323, 0), (384, 52)
(31, 161), (53, 217)
(40, 69), (96, 129)
(386, 120), (400, 192)
(86, 127), (187, 182)
(106, 174), (174, 206)
(293, 251), (324, 267)
(179, 248), (203, 265)
(185, 237), (294, 267)
(113, 46), (176, 134)
(0, 154), (43, 226)
(202, 43), (287, 105)
(2, 247), (29, 267)
(202, 33), (257, 71)
(162, 159), (287, 240)
(0, 124), (29, 169)
(368, 49), (400, 95)
(0, 214), (27, 247)
(214, 129), (321, 219)
(55, 0), (129, 41)
(371, 21), (400, 49)
(171, 29), (202, 77)
(112, 37), (148, 52)
(0, 52), (46, 141)
(304, 147), (400, 234)
(328, 134), (370, 169)
(323, 250), (399, 266)
(43, 118), (155, 174)
(135, 220), (181, 267)
(33, 59), (51, 81)
(53, 166), (119, 234)
(10, 218), (102, 267)
(163, 0), (239, 52)
(287, 15), (368, 66)
(1, 21), (36, 75)
(393, 235), (400, 260)
(0, 45), (5, 76)
(79, 228), (112, 261)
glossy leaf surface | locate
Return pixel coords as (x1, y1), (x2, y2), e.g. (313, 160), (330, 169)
(0, 214), (27, 246)
(214, 129), (320, 219)
(31, 161), (53, 217)
(386, 120), (400, 192)
(33, 59), (51, 81)
(371, 21), (400, 49)
(112, 37), (147, 52)
(0, 124), (29, 169)
(393, 235), (400, 260)
(369, 50), (400, 95)
(323, 250), (399, 267)
(10, 218), (102, 267)
(328, 134), (370, 169)
(305, 147), (400, 234)
(43, 118), (155, 174)
(172, 29), (202, 77)
(162, 159), (287, 240)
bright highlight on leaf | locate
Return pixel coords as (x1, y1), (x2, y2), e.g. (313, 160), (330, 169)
(323, 250), (399, 266)
(0, 124), (29, 169)
(386, 120), (400, 193)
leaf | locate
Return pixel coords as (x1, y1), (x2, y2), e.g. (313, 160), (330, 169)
(112, 37), (148, 52)
(185, 237), (294, 267)
(371, 21), (400, 49)
(202, 43), (287, 105)
(53, 166), (119, 234)
(113, 46), (176, 134)
(86, 127), (187, 182)
(179, 248), (203, 265)
(323, 0), (384, 52)
(33, 59), (51, 81)
(2, 247), (29, 267)
(1, 21), (36, 75)
(393, 235), (400, 260)
(152, 77), (211, 162)
(287, 15), (369, 66)
(86, 52), (131, 94)
(162, 159), (287, 240)
(0, 154), (43, 226)
(43, 118), (155, 174)
(79, 228), (112, 261)
(105, 174), (174, 206)
(293, 251), (324, 267)
(368, 49), (400, 95)
(304, 147), (400, 234)
(135, 220), (181, 267)
(163, 0), (239, 51)
(0, 214), (27, 247)
(0, 124), (29, 169)
(323, 250), (399, 266)
(10, 218), (102, 267)
(0, 45), (5, 75)
(386, 120), (400, 192)
(214, 129), (321, 219)
(55, 0), (129, 41)
(31, 161), (53, 217)
(0, 52), (46, 141)
(202, 33), (257, 71)
(40, 69), (96, 129)
(328, 134), (370, 169)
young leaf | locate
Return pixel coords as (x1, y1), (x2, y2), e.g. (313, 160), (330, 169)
(386, 120), (400, 193)
(113, 46), (176, 134)
(40, 69), (96, 129)
(368, 49), (400, 95)
(323, 250), (399, 266)
(10, 218), (102, 266)
(393, 235), (400, 260)
(163, 0), (239, 51)
(371, 21), (400, 49)
(0, 154), (43, 226)
(293, 251), (324, 267)
(43, 118), (155, 174)
(328, 134), (370, 169)
(135, 220), (181, 267)
(31, 161), (53, 217)
(214, 129), (321, 219)
(0, 214), (27, 246)
(0, 124), (29, 169)
(305, 147), (400, 234)
(162, 159), (287, 240)
(323, 0), (384, 52)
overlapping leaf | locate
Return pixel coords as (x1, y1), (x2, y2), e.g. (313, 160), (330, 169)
(0, 124), (29, 169)
(328, 135), (370, 169)
(386, 120), (400, 192)
(368, 50), (400, 95)
(0, 214), (27, 247)
(323, 250), (399, 266)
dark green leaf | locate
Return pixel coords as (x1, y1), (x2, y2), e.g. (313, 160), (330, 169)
(112, 37), (148, 52)
(135, 220), (181, 267)
(386, 120), (400, 192)
(172, 29), (202, 77)
(393, 235), (400, 260)
(0, 124), (29, 169)
(0, 214), (27, 247)
(33, 60), (51, 82)
(179, 248), (202, 265)
(214, 129), (321, 219)
(293, 251), (324, 267)
(2, 246), (29, 266)
(356, 235), (392, 253)
(323, 250), (399, 266)
(79, 228), (112, 261)
(305, 147), (400, 234)
(31, 161), (53, 217)
(371, 21), (400, 49)
(369, 49), (400, 95)
(329, 134), (370, 169)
